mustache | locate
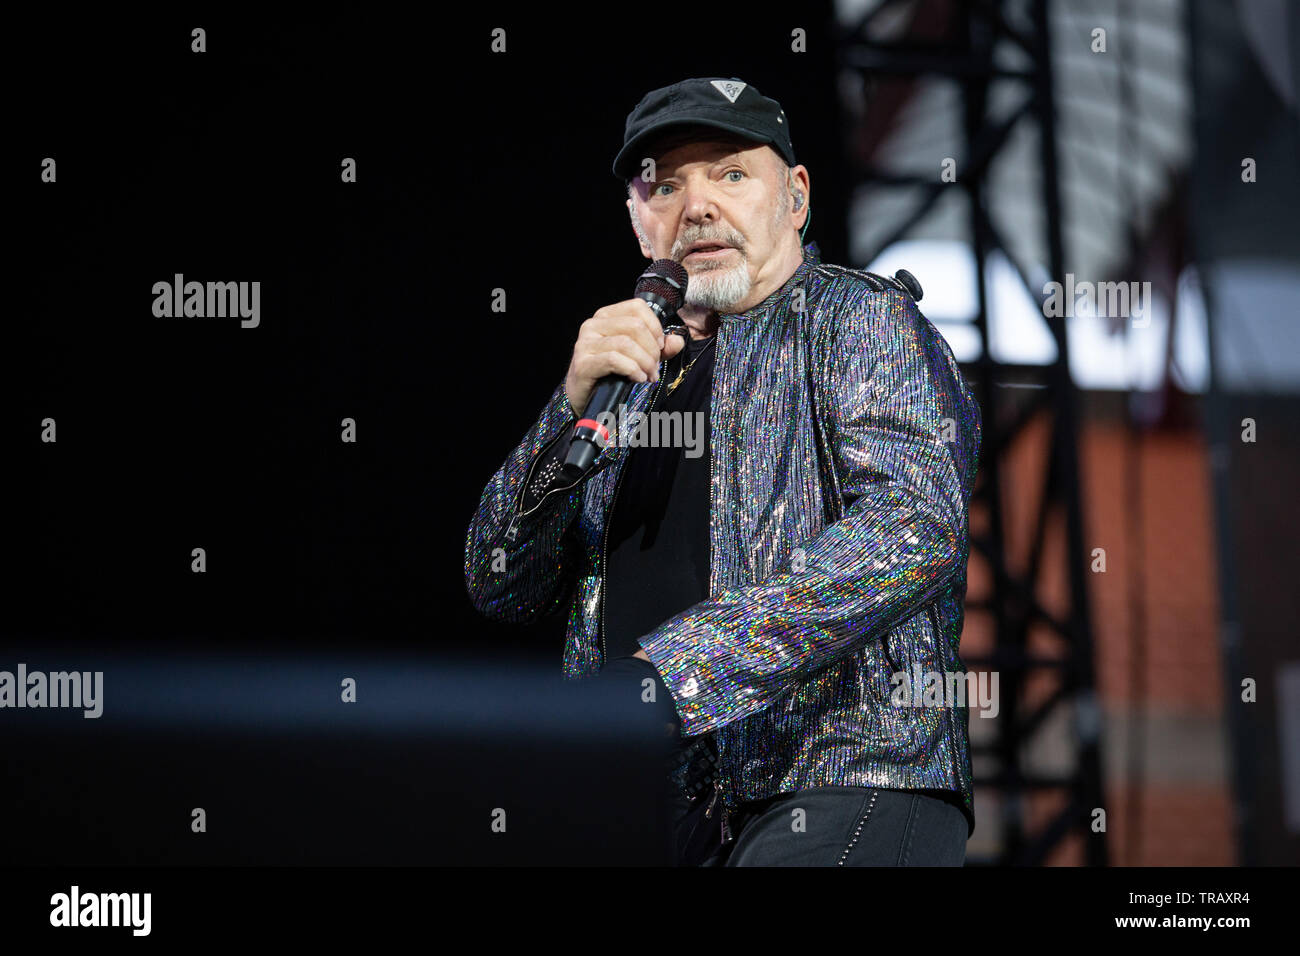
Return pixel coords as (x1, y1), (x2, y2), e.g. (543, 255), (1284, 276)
(670, 227), (747, 262)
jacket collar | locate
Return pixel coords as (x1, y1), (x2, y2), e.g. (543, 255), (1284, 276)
(715, 241), (822, 324)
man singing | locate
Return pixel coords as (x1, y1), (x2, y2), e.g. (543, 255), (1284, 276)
(464, 77), (981, 866)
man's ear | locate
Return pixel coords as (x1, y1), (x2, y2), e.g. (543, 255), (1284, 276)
(788, 165), (811, 231)
(627, 197), (654, 260)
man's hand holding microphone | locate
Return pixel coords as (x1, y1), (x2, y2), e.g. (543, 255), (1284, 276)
(564, 298), (686, 415)
(560, 259), (689, 479)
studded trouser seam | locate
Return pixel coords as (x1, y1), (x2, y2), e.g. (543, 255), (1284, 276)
(836, 790), (879, 867)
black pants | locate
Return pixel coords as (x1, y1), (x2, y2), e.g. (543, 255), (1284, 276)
(675, 786), (967, 866)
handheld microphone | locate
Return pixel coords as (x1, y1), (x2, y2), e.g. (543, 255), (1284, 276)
(562, 259), (688, 479)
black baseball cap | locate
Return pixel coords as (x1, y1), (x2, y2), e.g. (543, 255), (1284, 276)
(612, 77), (796, 180)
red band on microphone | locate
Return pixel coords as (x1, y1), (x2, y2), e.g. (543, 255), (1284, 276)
(576, 418), (610, 444)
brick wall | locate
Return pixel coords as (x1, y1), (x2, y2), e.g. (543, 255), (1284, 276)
(962, 401), (1234, 865)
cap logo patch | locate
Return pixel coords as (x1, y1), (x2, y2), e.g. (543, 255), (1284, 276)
(710, 79), (747, 103)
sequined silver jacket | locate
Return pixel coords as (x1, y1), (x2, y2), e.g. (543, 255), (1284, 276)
(464, 243), (982, 832)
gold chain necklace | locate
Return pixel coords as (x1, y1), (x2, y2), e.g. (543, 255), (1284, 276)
(665, 335), (716, 396)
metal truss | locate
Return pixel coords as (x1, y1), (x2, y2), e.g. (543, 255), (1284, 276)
(837, 0), (1109, 866)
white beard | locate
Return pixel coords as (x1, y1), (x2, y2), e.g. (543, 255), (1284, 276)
(684, 256), (752, 312)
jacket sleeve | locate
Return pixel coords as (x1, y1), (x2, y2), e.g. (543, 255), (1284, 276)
(463, 378), (596, 624)
(638, 284), (982, 737)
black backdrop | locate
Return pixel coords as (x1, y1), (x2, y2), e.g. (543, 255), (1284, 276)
(12, 8), (849, 662)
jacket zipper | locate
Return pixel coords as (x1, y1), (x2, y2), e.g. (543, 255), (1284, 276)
(706, 325), (731, 845)
(804, 314), (843, 526)
(926, 602), (941, 642)
(598, 359), (666, 665)
(703, 780), (733, 844)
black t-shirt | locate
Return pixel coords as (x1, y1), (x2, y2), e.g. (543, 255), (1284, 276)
(602, 332), (715, 660)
